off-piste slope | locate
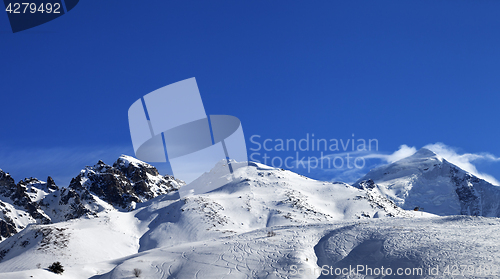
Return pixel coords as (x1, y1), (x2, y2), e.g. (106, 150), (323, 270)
(135, 160), (417, 250)
(315, 216), (500, 278)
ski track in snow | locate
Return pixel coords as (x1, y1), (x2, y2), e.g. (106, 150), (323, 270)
(2, 217), (500, 278)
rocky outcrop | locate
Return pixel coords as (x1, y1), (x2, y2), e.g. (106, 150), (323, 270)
(0, 155), (184, 241)
(69, 156), (183, 210)
(0, 171), (51, 239)
(114, 155), (184, 200)
(69, 160), (139, 209)
(0, 170), (17, 199)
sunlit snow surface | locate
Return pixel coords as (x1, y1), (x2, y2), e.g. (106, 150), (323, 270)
(0, 161), (498, 279)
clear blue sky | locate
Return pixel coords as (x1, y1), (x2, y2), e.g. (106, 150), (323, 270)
(1, 1), (500, 186)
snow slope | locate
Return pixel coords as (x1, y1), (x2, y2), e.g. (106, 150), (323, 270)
(0, 210), (141, 272)
(83, 216), (500, 279)
(0, 160), (427, 278)
(315, 216), (500, 278)
(135, 161), (419, 250)
(2, 216), (500, 279)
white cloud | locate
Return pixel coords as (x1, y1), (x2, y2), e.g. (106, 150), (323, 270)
(386, 145), (418, 163)
(424, 143), (500, 185)
(350, 143), (500, 185)
(250, 142), (500, 186)
(367, 143), (500, 185)
(363, 145), (417, 163)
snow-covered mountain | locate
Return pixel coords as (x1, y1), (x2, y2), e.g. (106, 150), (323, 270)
(2, 151), (500, 278)
(0, 155), (183, 241)
(354, 148), (500, 217)
(0, 159), (429, 277)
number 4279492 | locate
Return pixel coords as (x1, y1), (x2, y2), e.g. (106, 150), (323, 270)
(5, 3), (61, 14)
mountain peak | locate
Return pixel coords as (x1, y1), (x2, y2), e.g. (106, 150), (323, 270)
(410, 148), (437, 158)
(115, 154), (152, 168)
(68, 156), (183, 210)
(354, 146), (500, 217)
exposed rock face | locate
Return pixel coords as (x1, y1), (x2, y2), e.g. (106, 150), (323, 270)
(113, 156), (181, 200)
(449, 167), (484, 216)
(69, 160), (139, 209)
(0, 169), (26, 240)
(46, 176), (58, 191)
(69, 156), (183, 210)
(357, 179), (376, 190)
(39, 185), (98, 222)
(0, 171), (53, 240)
(0, 219), (15, 239)
(0, 170), (18, 201)
(0, 155), (184, 241)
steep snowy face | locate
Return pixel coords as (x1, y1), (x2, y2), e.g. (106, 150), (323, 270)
(354, 148), (500, 216)
(17, 177), (59, 203)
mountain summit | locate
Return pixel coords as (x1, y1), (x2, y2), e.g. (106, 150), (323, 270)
(68, 155), (183, 210)
(0, 156), (184, 241)
(354, 148), (500, 216)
